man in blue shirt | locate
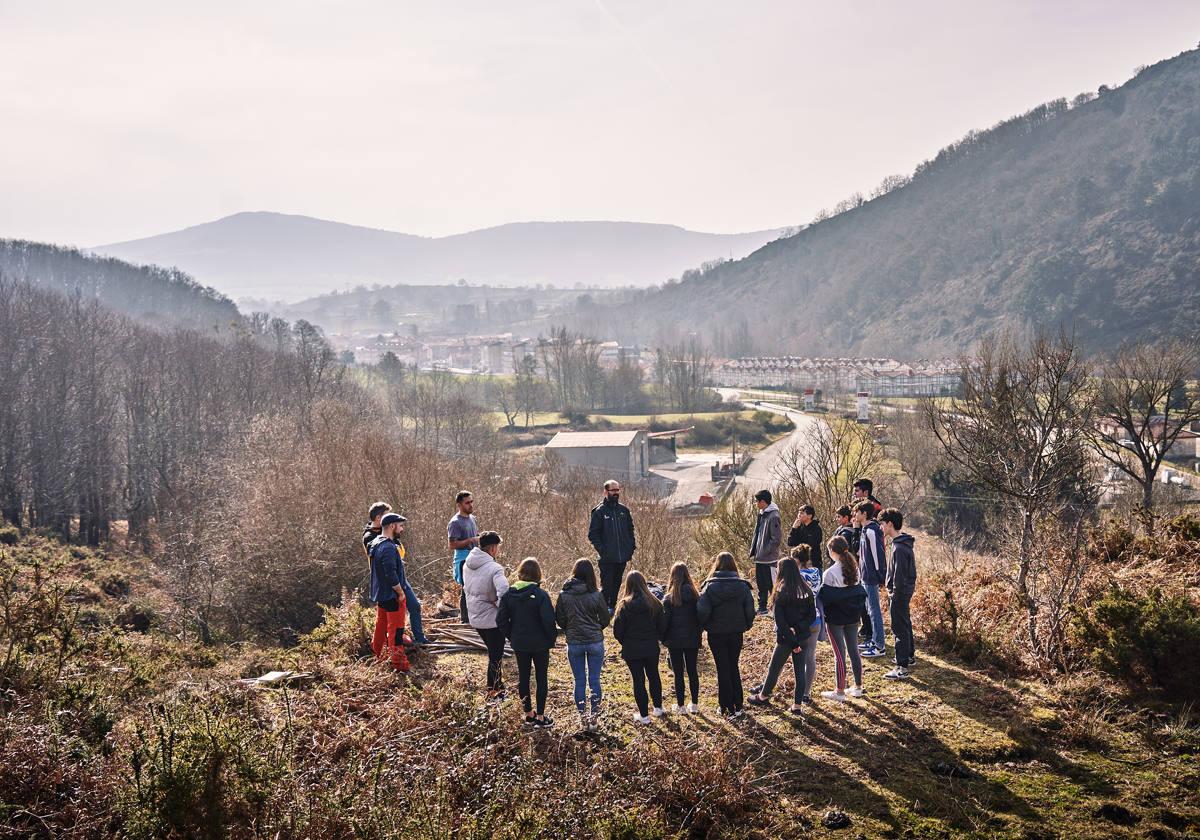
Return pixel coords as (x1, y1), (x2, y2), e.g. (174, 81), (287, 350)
(448, 490), (479, 622)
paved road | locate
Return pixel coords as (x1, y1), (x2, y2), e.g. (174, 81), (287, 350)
(737, 400), (824, 490)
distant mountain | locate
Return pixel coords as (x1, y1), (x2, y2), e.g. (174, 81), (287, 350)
(597, 47), (1200, 358)
(93, 213), (788, 302)
(0, 239), (239, 329)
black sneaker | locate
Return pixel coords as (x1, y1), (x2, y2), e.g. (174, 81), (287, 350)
(523, 714), (537, 726)
(533, 716), (555, 729)
(747, 695), (770, 707)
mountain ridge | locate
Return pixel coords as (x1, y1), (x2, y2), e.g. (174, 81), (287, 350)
(94, 212), (790, 302)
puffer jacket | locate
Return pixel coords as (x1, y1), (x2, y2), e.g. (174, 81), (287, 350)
(696, 571), (755, 636)
(462, 547), (509, 630)
(555, 577), (611, 645)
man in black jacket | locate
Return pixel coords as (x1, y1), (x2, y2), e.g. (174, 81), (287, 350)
(588, 479), (636, 611)
(787, 504), (825, 571)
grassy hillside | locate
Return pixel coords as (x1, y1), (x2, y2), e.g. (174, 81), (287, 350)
(604, 47), (1200, 357)
(0, 239), (240, 330)
(3, 529), (1197, 839)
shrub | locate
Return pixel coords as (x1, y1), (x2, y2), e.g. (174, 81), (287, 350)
(1071, 587), (1200, 704)
(0, 523), (18, 545)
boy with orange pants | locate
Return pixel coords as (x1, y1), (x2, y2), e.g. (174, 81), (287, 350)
(368, 512), (411, 672)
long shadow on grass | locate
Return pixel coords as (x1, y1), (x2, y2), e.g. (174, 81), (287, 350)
(901, 658), (1116, 798)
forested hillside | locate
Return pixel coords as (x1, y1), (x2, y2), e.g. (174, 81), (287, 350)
(0, 239), (239, 329)
(604, 46), (1200, 357)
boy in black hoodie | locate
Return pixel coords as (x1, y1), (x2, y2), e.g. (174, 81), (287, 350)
(880, 509), (917, 678)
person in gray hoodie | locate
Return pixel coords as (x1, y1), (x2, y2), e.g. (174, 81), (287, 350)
(463, 531), (510, 698)
(555, 558), (611, 730)
(749, 489), (782, 615)
(880, 509), (917, 678)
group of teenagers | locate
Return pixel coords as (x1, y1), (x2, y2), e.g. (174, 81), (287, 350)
(363, 477), (917, 731)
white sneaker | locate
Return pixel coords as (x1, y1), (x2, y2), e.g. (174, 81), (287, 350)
(884, 668), (911, 680)
(847, 686), (865, 698)
(633, 712), (652, 725)
(820, 690), (848, 702)
(685, 703), (698, 714)
(651, 706), (667, 717)
(672, 704), (686, 714)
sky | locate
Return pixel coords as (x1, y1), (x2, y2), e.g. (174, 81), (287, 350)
(2, 1), (1200, 247)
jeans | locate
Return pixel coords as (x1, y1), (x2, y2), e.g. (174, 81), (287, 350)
(476, 626), (506, 691)
(567, 641), (605, 714)
(668, 646), (700, 706)
(759, 629), (817, 704)
(399, 580), (428, 643)
(599, 562), (627, 611)
(864, 582), (885, 650)
(516, 649), (550, 715)
(625, 655), (663, 717)
(754, 563), (778, 611)
(890, 589), (914, 666)
(827, 624), (862, 692)
(708, 631), (745, 713)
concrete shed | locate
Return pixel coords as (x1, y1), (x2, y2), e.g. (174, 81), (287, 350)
(544, 430), (649, 481)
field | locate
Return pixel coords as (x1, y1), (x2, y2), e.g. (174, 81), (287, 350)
(4, 530), (1197, 839)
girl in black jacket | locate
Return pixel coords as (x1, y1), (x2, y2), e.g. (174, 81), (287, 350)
(662, 562), (702, 713)
(613, 570), (668, 724)
(497, 558), (558, 728)
(697, 552), (756, 718)
(747, 552), (817, 712)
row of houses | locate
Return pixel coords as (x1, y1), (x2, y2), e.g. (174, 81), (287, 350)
(349, 333), (646, 374)
(714, 356), (961, 396)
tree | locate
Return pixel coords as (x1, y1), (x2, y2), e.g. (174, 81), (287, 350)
(513, 354), (542, 428)
(924, 331), (1095, 661)
(1087, 339), (1200, 515)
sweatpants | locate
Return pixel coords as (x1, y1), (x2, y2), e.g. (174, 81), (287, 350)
(624, 655), (663, 717)
(759, 629), (817, 704)
(827, 623), (862, 692)
(708, 631), (745, 714)
(599, 562), (627, 611)
(371, 599), (410, 671)
(754, 562), (778, 611)
(516, 649), (550, 715)
(667, 646), (700, 706)
(890, 589), (915, 666)
(475, 626), (506, 691)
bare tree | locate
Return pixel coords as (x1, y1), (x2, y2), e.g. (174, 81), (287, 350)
(773, 418), (890, 527)
(924, 331), (1095, 661)
(1087, 339), (1200, 516)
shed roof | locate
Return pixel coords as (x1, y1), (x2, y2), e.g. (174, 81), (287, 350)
(545, 430), (641, 449)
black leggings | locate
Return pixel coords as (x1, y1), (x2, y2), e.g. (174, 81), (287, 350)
(708, 632), (745, 713)
(600, 562), (627, 611)
(516, 649), (550, 715)
(668, 647), (699, 706)
(624, 655), (663, 717)
(476, 626), (506, 691)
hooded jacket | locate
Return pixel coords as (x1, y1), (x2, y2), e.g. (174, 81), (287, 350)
(750, 503), (782, 564)
(497, 581), (558, 653)
(368, 536), (407, 605)
(661, 587), (702, 649)
(818, 580), (868, 626)
(462, 546), (509, 630)
(555, 577), (611, 646)
(697, 571), (756, 636)
(612, 593), (667, 660)
(786, 518), (825, 569)
(588, 497), (637, 566)
(886, 533), (918, 595)
(859, 520), (887, 586)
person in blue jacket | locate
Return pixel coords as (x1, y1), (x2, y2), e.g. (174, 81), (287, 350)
(819, 535), (869, 701)
(854, 501), (888, 658)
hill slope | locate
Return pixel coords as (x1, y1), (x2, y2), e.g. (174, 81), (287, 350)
(606, 47), (1200, 357)
(93, 213), (788, 301)
(0, 239), (239, 329)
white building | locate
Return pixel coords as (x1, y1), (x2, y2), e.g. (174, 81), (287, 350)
(544, 430), (650, 481)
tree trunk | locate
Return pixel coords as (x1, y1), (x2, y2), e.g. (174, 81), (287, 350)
(1016, 507), (1040, 658)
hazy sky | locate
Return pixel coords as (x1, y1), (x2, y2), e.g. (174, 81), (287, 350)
(3, 1), (1199, 246)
